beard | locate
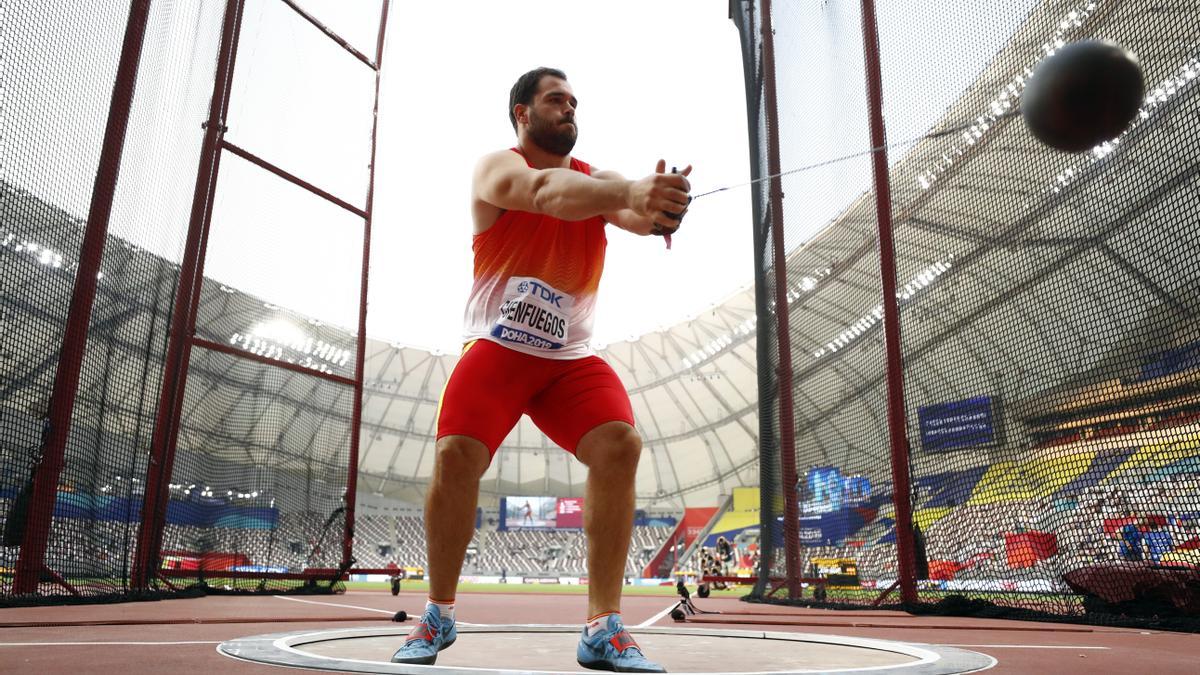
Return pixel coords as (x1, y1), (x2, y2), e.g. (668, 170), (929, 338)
(527, 108), (577, 156)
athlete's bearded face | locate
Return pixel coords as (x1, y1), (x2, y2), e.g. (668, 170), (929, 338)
(524, 78), (578, 156)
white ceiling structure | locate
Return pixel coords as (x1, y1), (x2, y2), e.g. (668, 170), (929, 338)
(4, 0), (1196, 518)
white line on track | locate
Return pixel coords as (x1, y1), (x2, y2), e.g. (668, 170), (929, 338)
(635, 601), (680, 628)
(0, 641), (221, 646)
(273, 594), (696, 629)
(271, 594), (492, 626)
(939, 644), (1111, 649)
(272, 594), (396, 615)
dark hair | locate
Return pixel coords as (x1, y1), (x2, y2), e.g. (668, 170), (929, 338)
(509, 67), (567, 132)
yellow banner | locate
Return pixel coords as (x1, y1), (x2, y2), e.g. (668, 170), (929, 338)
(732, 486), (760, 513)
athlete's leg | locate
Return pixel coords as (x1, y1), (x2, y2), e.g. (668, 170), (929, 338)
(527, 359), (659, 672)
(575, 421), (641, 617)
(425, 434), (490, 603)
(395, 341), (541, 665)
(423, 342), (539, 603)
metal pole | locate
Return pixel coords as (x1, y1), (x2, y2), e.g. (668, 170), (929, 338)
(729, 0), (780, 601)
(12, 0), (154, 595)
(758, 0), (802, 601)
(858, 0), (918, 606)
(343, 0), (391, 570)
(131, 0), (247, 591)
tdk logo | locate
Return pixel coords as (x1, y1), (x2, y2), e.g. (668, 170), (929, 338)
(517, 281), (529, 293)
(527, 280), (563, 308)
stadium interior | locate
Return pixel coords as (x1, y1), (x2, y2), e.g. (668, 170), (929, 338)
(1, 0), (1199, 672)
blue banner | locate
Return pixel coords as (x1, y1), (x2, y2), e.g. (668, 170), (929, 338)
(796, 506), (878, 546)
(775, 489), (889, 546)
(41, 492), (277, 529)
(801, 467), (872, 514)
(1134, 340), (1200, 383)
(637, 516), (677, 527)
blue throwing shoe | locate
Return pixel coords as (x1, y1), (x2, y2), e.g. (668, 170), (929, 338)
(391, 604), (457, 665)
(577, 613), (666, 673)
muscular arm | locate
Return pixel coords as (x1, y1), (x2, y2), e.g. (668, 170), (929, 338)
(474, 150), (632, 222)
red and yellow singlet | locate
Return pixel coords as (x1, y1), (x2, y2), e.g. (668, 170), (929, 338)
(462, 149), (607, 359)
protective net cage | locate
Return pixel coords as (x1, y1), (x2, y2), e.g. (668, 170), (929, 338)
(736, 0), (1200, 629)
(0, 0), (387, 605)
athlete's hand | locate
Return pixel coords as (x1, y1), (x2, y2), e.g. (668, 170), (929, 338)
(628, 160), (692, 234)
(652, 163), (693, 237)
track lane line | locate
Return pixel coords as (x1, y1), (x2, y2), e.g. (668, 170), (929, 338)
(272, 594), (396, 614)
(270, 594), (495, 626)
(272, 594), (674, 629)
(635, 601), (680, 628)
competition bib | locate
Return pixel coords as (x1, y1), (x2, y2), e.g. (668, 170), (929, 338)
(492, 276), (573, 351)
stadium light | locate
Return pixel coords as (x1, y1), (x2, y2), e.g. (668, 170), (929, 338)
(811, 258), (954, 359)
(681, 315), (759, 370)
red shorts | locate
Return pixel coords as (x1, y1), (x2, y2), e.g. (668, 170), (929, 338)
(436, 339), (635, 456)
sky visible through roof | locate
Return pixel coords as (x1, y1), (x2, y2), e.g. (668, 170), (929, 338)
(370, 0), (754, 351)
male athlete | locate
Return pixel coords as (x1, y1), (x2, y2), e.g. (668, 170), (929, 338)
(392, 67), (691, 672)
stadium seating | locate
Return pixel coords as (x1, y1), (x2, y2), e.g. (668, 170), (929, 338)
(1053, 447), (1137, 499)
(916, 465), (988, 508)
(1109, 439), (1200, 482)
(12, 426), (1197, 589)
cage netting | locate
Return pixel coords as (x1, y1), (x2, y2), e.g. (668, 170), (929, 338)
(737, 0), (1200, 629)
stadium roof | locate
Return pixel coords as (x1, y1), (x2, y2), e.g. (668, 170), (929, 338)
(3, 0), (1196, 512)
